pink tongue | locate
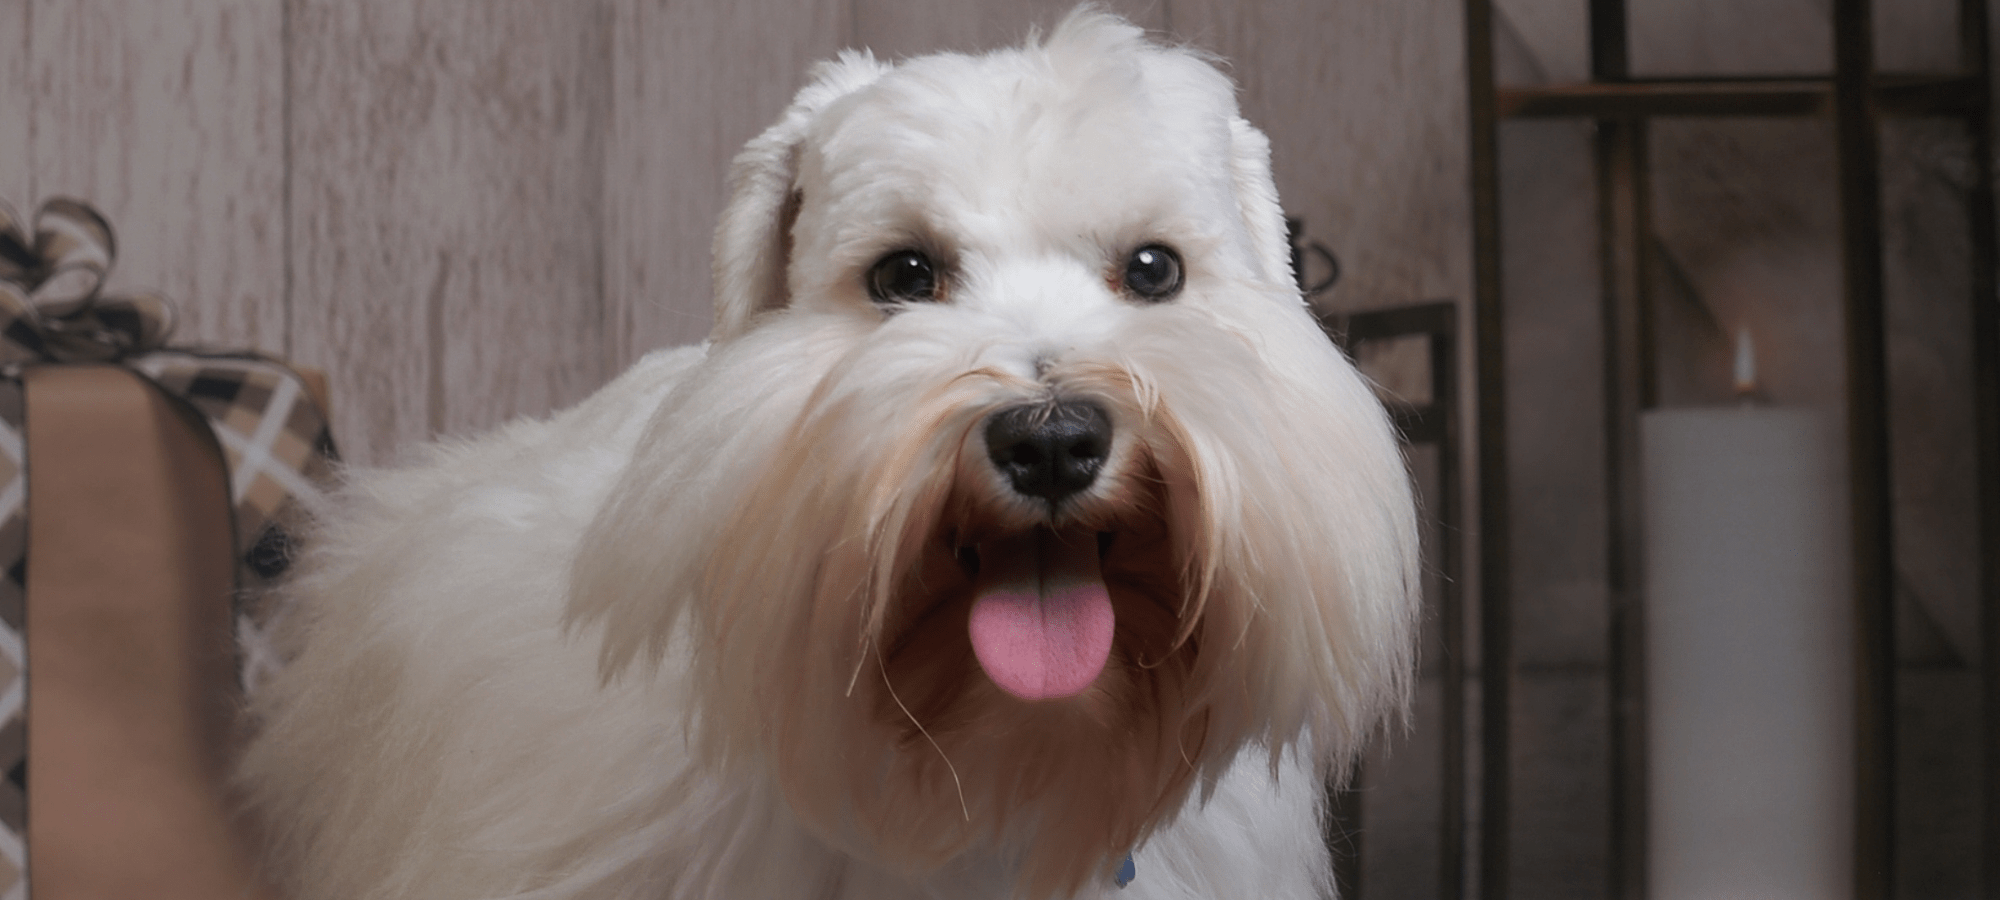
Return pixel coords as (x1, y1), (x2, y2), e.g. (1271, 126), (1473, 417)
(967, 530), (1114, 701)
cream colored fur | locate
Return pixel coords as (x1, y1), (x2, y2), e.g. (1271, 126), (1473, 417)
(238, 11), (1420, 900)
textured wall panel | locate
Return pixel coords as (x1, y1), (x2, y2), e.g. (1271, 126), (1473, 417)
(601, 0), (844, 368)
(287, 1), (608, 464)
(851, 0), (1163, 59)
(1173, 0), (1474, 317)
(0, 2), (31, 208)
(25, 0), (286, 351)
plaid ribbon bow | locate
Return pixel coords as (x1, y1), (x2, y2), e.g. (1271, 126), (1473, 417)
(0, 198), (176, 363)
(0, 197), (338, 897)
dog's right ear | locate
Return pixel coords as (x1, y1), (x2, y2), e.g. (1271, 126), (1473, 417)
(710, 51), (890, 342)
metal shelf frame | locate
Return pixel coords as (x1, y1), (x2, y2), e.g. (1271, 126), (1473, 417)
(1462, 1), (2000, 897)
(1319, 300), (1466, 900)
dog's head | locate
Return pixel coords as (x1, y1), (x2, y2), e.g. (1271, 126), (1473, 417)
(571, 10), (1418, 894)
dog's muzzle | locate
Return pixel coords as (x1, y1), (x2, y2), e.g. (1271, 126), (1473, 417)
(983, 399), (1111, 505)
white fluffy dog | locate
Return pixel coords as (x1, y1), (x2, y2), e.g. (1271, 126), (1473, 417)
(238, 11), (1419, 900)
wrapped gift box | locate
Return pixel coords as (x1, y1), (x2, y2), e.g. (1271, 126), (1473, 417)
(0, 199), (336, 900)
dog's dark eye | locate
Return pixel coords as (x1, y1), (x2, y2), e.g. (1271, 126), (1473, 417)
(1122, 244), (1183, 301)
(867, 250), (940, 304)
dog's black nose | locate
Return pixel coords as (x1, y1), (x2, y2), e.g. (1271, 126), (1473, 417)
(984, 400), (1112, 505)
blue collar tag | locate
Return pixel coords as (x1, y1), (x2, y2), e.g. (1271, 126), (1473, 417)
(1114, 853), (1136, 889)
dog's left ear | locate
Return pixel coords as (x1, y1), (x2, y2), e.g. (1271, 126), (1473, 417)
(1226, 116), (1298, 294)
(710, 52), (890, 343)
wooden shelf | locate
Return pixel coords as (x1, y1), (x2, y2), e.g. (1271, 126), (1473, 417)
(1497, 73), (1983, 119)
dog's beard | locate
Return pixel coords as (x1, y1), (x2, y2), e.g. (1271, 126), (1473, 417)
(569, 300), (1416, 896)
(691, 347), (1202, 894)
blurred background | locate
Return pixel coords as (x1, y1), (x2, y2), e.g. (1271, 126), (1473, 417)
(1, 1), (1991, 898)
(0, 0), (1472, 467)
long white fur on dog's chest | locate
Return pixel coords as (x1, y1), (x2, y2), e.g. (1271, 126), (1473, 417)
(239, 11), (1418, 900)
(336, 346), (1336, 900)
(253, 342), (1334, 900)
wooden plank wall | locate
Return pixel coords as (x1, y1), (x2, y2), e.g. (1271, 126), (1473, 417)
(0, 0), (1469, 467)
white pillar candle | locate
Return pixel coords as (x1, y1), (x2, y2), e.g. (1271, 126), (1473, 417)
(1641, 405), (1853, 900)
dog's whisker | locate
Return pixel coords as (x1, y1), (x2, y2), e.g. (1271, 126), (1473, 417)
(872, 638), (969, 823)
(845, 649), (867, 698)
